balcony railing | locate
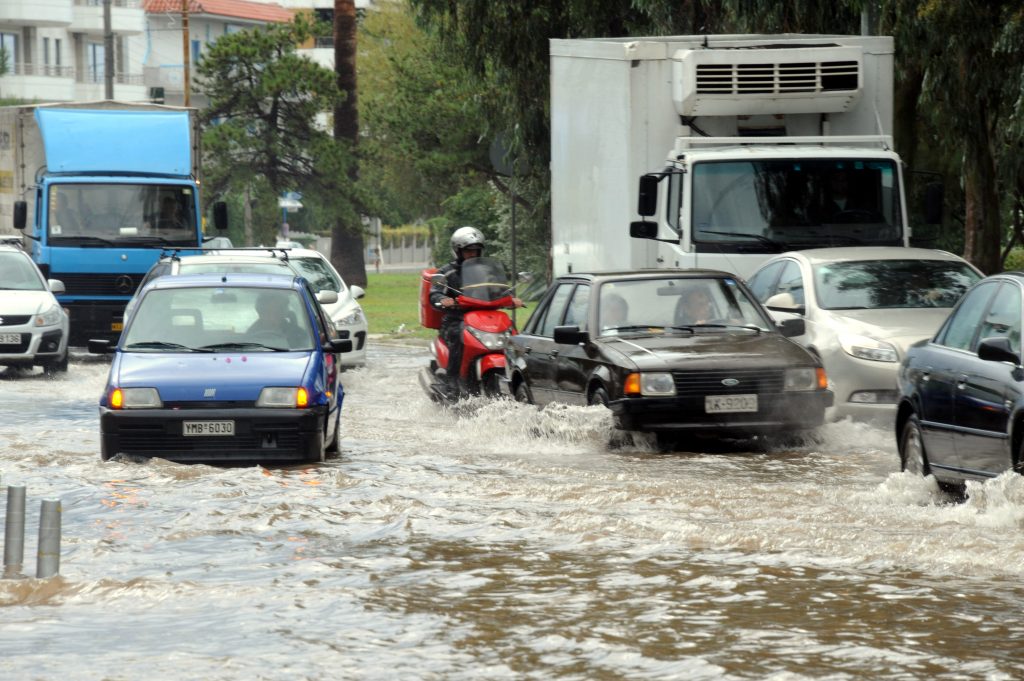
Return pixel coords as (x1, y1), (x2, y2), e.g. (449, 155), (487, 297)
(81, 70), (145, 85)
(8, 63), (75, 78)
(73, 0), (142, 7)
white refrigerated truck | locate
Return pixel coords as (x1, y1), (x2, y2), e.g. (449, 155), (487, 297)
(549, 34), (937, 279)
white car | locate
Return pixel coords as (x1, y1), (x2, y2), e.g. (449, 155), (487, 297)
(276, 248), (367, 368)
(746, 247), (982, 424)
(0, 244), (70, 373)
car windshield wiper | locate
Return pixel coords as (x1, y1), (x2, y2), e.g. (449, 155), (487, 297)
(669, 323), (764, 333)
(198, 342), (289, 352)
(124, 341), (209, 352)
(607, 325), (667, 333)
(116, 236), (181, 246)
(701, 230), (787, 252)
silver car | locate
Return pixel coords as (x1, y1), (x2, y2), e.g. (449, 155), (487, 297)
(0, 244), (70, 373)
(746, 247), (982, 424)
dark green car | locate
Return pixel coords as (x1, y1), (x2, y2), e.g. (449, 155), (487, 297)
(505, 269), (833, 446)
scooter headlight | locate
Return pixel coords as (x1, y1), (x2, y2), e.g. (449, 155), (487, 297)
(467, 327), (509, 350)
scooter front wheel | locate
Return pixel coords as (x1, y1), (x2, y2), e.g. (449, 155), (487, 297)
(481, 371), (503, 399)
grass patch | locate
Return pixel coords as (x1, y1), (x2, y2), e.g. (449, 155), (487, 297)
(360, 271), (536, 340)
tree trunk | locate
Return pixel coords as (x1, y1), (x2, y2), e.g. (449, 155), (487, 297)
(330, 0), (366, 288)
(962, 139), (1002, 274)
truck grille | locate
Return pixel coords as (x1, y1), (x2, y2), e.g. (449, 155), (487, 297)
(54, 273), (140, 297)
(696, 60), (859, 95)
(672, 368), (784, 396)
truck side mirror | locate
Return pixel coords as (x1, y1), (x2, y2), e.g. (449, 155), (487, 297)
(630, 221), (658, 239)
(924, 182), (944, 225)
(637, 174), (659, 217)
(13, 201), (26, 231)
(213, 201), (228, 231)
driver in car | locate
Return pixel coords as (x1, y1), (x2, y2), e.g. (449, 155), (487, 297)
(247, 292), (307, 347)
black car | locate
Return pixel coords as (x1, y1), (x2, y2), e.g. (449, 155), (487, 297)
(505, 270), (834, 446)
(896, 272), (1024, 487)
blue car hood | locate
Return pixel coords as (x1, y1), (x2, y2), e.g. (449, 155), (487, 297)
(116, 352), (312, 401)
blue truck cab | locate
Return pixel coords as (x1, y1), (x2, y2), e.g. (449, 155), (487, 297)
(0, 102), (226, 344)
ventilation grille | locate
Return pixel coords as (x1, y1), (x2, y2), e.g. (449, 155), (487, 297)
(696, 61), (859, 95)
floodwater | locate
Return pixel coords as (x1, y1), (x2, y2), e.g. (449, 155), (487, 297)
(1, 342), (1023, 680)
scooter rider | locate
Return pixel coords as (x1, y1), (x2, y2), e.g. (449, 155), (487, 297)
(430, 226), (521, 397)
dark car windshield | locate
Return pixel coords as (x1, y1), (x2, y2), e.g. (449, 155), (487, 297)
(814, 259), (981, 310)
(123, 286), (314, 351)
(597, 276), (771, 335)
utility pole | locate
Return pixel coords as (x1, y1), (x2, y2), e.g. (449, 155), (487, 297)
(181, 0), (190, 106)
(103, 0), (113, 99)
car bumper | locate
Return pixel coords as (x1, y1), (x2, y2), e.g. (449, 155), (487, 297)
(336, 323), (368, 367)
(99, 405), (327, 464)
(610, 391), (833, 434)
(0, 325), (67, 366)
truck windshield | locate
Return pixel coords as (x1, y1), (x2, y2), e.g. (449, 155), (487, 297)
(48, 184), (198, 246)
(690, 159), (901, 250)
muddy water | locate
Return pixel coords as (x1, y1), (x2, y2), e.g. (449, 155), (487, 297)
(1, 342), (1023, 680)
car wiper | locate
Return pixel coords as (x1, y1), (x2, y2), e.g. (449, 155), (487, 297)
(116, 236), (180, 246)
(607, 325), (667, 333)
(670, 323), (763, 333)
(124, 341), (210, 352)
(701, 230), (787, 251)
(198, 342), (289, 352)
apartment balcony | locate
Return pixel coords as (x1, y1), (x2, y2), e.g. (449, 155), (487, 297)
(0, 0), (74, 27)
(74, 70), (148, 101)
(70, 0), (145, 36)
(0, 63), (75, 102)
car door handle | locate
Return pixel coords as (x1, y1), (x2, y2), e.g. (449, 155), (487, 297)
(549, 350), (559, 358)
(957, 374), (968, 389)
(522, 346), (532, 354)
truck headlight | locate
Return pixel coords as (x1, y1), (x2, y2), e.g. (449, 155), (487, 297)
(467, 327), (509, 350)
(35, 304), (63, 327)
(110, 387), (162, 409)
(784, 368), (827, 391)
(257, 387), (309, 408)
(839, 333), (898, 362)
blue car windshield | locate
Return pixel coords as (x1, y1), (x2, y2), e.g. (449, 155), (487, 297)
(123, 286), (314, 351)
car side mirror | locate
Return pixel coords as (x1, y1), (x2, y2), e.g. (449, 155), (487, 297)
(977, 336), (1019, 364)
(13, 201), (27, 231)
(553, 325), (589, 345)
(349, 285), (365, 300)
(213, 201), (228, 231)
(316, 290), (339, 305)
(328, 338), (353, 353)
(88, 338), (115, 354)
(778, 318), (806, 338)
(48, 279), (65, 294)
(765, 292), (806, 316)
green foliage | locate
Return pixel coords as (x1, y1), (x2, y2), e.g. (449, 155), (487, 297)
(380, 224), (431, 249)
(0, 46), (8, 79)
(196, 15), (359, 227)
(427, 184), (500, 265)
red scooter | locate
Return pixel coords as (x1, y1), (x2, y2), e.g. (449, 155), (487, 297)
(418, 257), (518, 402)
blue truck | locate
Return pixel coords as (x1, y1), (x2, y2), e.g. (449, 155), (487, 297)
(0, 101), (226, 344)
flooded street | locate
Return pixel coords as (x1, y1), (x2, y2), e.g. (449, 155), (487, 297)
(1, 341), (1024, 680)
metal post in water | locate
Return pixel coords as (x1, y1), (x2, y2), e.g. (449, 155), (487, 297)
(36, 500), (61, 578)
(4, 486), (26, 577)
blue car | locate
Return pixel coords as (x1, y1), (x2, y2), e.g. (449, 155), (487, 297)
(89, 273), (352, 465)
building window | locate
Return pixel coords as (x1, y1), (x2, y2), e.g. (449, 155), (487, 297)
(55, 39), (62, 68)
(42, 37), (50, 72)
(0, 33), (18, 70)
(87, 42), (104, 83)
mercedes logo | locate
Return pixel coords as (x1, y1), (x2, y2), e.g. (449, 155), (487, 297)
(721, 378), (740, 387)
(115, 275), (134, 294)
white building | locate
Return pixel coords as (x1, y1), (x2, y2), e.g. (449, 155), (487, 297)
(0, 0), (296, 105)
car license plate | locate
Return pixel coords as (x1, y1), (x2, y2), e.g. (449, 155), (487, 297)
(0, 333), (21, 345)
(705, 394), (758, 413)
(183, 420), (235, 436)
